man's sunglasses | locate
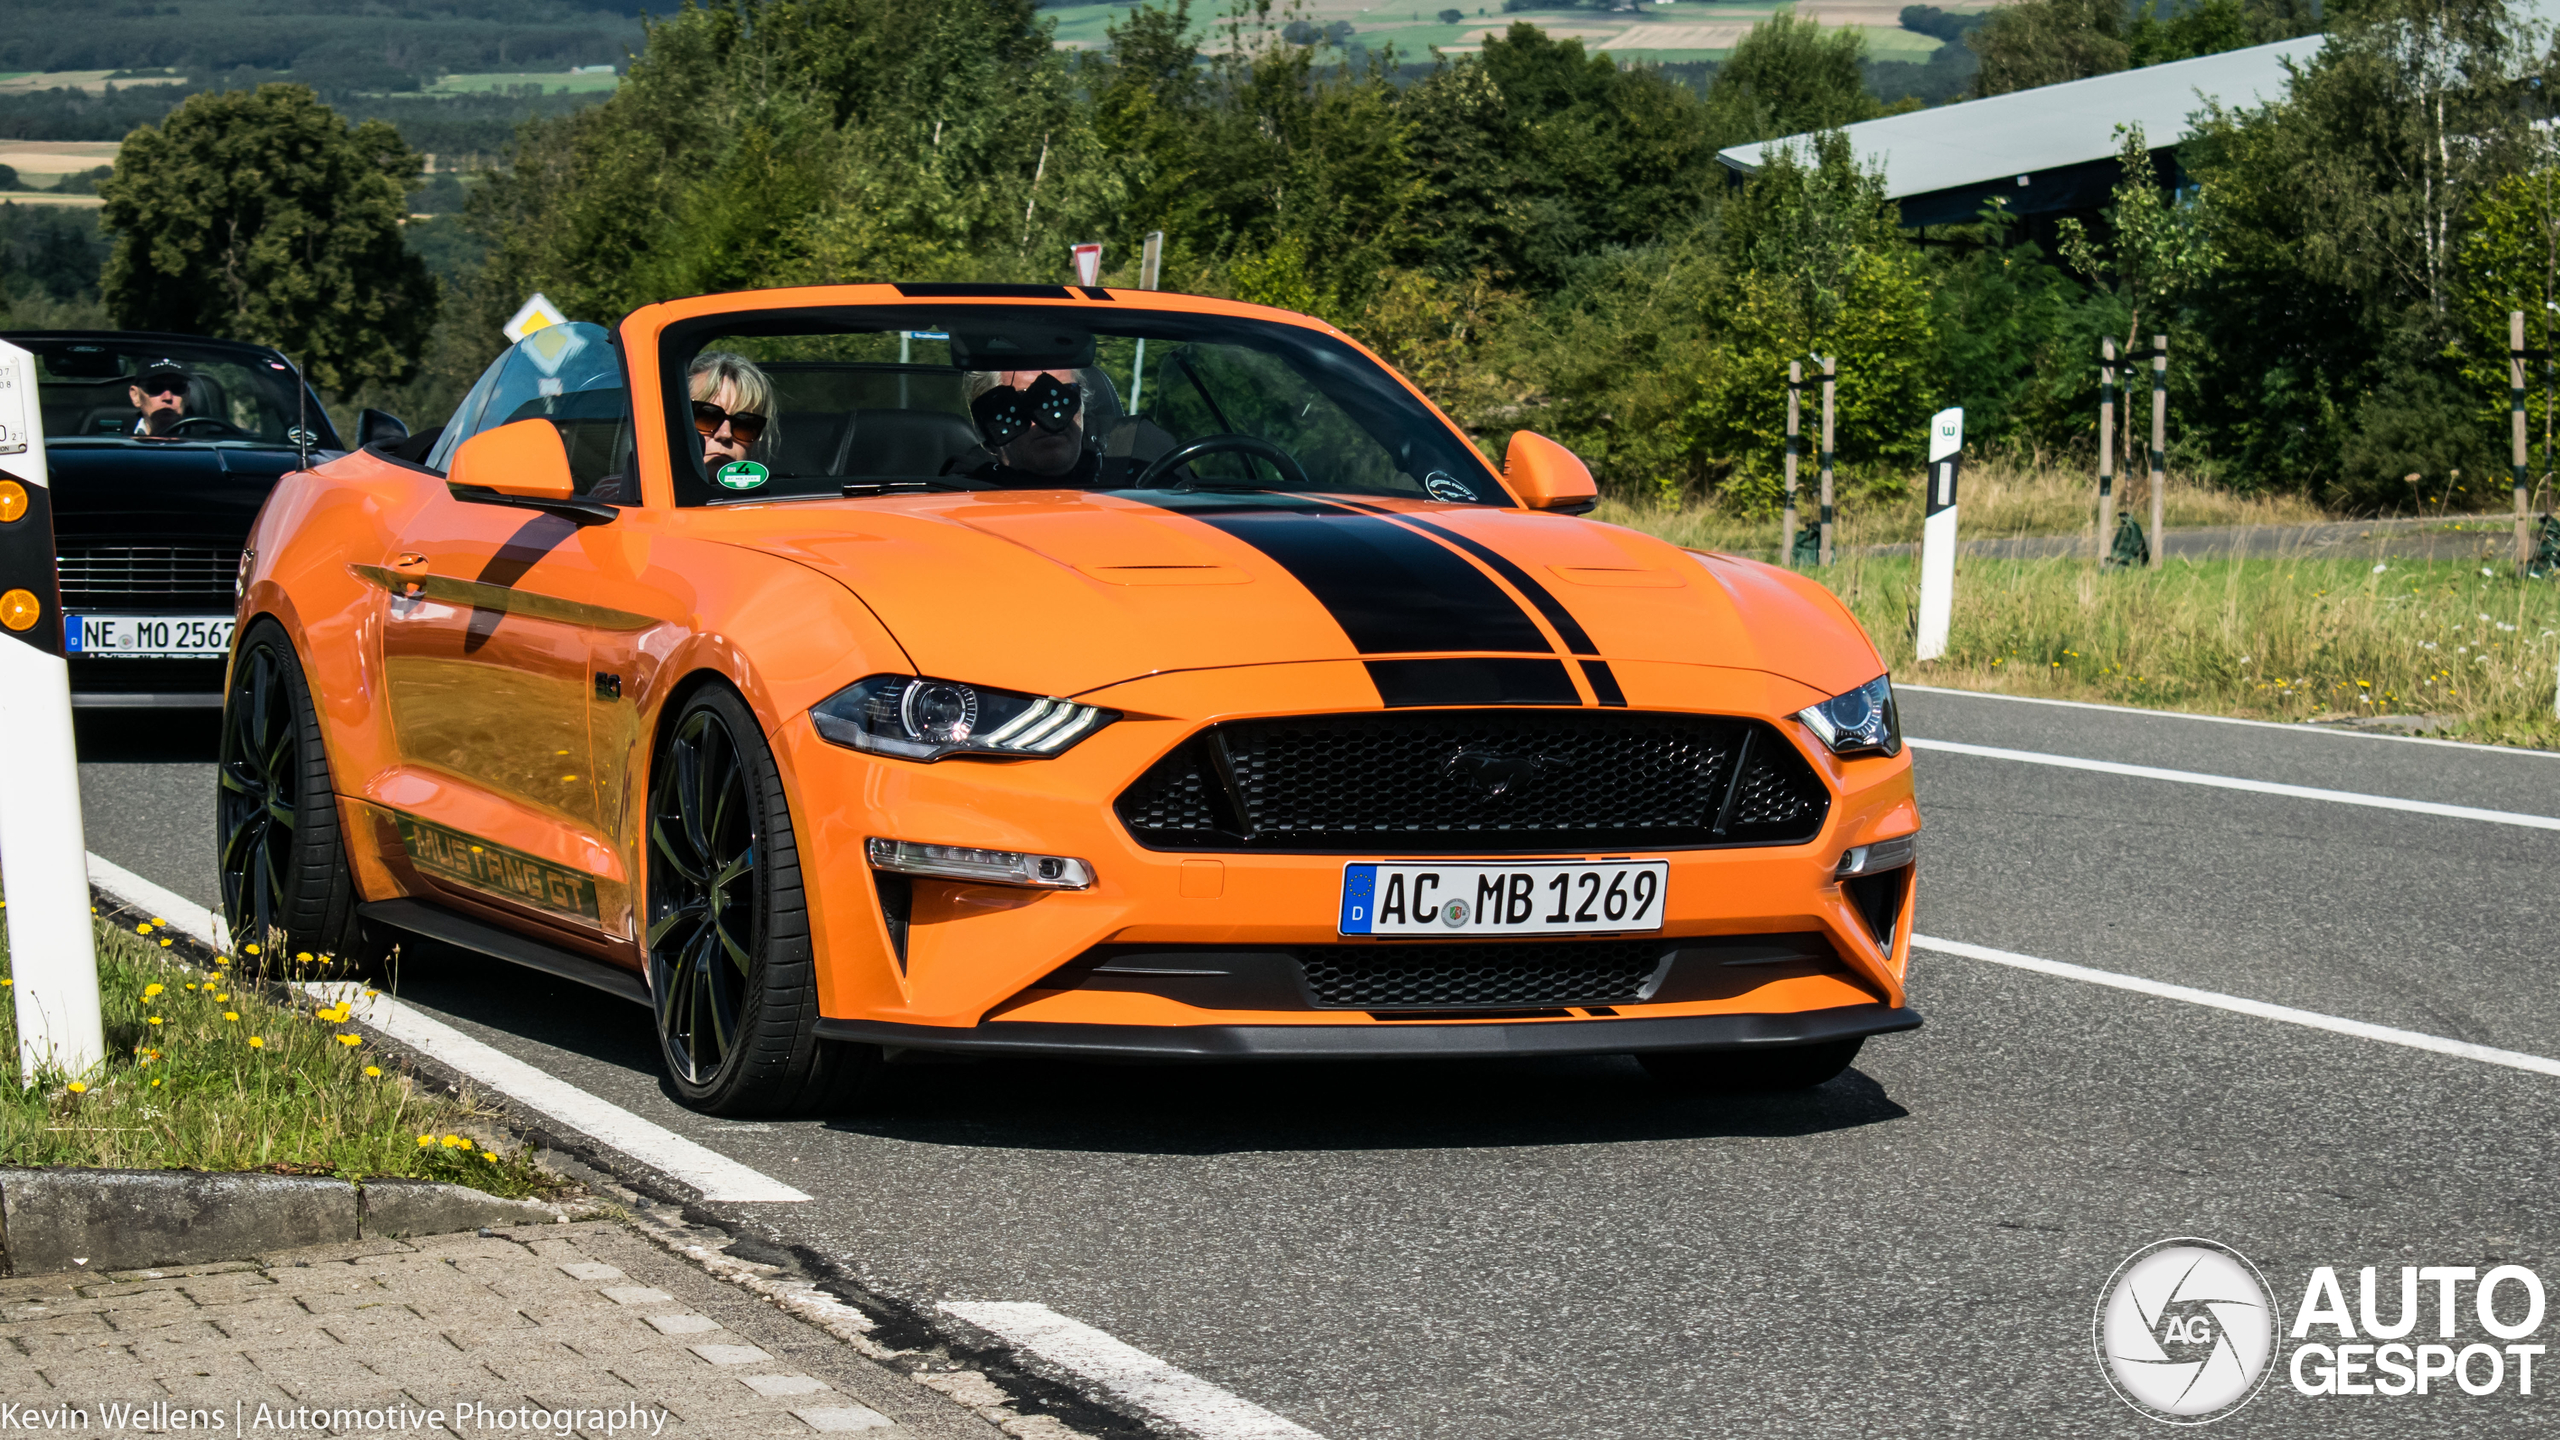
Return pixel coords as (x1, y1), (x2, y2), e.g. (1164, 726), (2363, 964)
(138, 377), (186, 397)
(692, 400), (767, 446)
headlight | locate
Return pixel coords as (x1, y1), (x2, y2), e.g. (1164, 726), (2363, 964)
(1796, 674), (1900, 757)
(811, 675), (1117, 761)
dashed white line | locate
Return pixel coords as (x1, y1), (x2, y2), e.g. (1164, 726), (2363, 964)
(1897, 682), (2560, 757)
(1913, 933), (2560, 1080)
(80, 851), (807, 1205)
(1905, 737), (2560, 831)
(942, 1301), (1326, 1440)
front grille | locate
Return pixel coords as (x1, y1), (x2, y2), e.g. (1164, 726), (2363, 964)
(56, 545), (240, 610)
(1115, 710), (1830, 853)
(1301, 938), (1667, 1009)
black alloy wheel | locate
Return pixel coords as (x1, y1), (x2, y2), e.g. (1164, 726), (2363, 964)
(216, 621), (370, 974)
(645, 684), (875, 1115)
(1639, 1037), (1866, 1094)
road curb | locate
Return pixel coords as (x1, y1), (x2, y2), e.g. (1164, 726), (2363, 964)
(0, 1165), (570, 1276)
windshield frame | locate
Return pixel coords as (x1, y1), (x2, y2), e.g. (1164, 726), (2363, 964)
(643, 296), (1508, 509)
(5, 331), (341, 451)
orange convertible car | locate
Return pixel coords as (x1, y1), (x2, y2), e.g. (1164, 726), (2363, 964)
(223, 284), (1920, 1114)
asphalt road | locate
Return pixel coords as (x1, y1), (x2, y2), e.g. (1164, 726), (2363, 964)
(68, 689), (2560, 1437)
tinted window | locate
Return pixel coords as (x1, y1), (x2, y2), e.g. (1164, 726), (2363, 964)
(427, 321), (630, 497)
(17, 336), (335, 448)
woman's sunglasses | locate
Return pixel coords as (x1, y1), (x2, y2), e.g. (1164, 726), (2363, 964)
(692, 400), (767, 446)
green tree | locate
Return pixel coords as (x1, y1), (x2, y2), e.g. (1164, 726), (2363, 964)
(1696, 132), (1935, 489)
(2059, 125), (2219, 356)
(1968, 0), (2129, 96)
(99, 83), (435, 393)
(1700, 10), (1881, 150)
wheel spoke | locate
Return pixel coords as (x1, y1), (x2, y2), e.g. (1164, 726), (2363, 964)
(649, 816), (705, 885)
(646, 899), (708, 948)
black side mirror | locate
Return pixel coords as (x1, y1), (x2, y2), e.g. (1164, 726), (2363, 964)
(358, 409), (409, 448)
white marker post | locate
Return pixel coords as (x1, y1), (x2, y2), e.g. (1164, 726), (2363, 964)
(1915, 406), (1965, 663)
(0, 339), (105, 1085)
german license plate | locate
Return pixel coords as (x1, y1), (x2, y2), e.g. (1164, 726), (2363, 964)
(65, 614), (235, 658)
(1338, 860), (1668, 938)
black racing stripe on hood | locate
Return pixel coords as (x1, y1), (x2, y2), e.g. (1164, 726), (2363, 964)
(1580, 659), (1628, 707)
(1129, 491), (1551, 655)
(1366, 658), (1579, 707)
(1334, 502), (1601, 656)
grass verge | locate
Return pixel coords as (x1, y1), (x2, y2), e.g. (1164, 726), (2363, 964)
(1604, 462), (2344, 558)
(0, 911), (560, 1197)
(1800, 550), (2560, 748)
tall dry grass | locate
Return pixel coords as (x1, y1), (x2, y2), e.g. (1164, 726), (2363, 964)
(1599, 460), (2332, 560)
(1810, 550), (2560, 748)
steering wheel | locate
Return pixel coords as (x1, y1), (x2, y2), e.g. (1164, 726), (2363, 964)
(164, 416), (243, 438)
(1134, 433), (1313, 492)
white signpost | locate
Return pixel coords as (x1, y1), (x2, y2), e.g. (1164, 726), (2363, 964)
(0, 339), (105, 1085)
(1915, 406), (1964, 663)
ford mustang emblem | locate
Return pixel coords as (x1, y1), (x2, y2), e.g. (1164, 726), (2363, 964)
(1446, 748), (1566, 800)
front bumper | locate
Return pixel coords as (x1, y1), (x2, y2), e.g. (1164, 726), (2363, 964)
(819, 1001), (1921, 1062)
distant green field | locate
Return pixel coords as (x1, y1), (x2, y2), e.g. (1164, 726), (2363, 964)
(428, 71), (620, 96)
(1043, 1), (1949, 62)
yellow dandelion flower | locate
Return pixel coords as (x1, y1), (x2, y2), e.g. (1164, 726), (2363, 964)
(147, 1017), (162, 1027)
(483, 1151), (498, 1163)
(150, 1079), (161, 1088)
(296, 952), (312, 963)
(215, 993), (229, 1002)
(417, 1135), (433, 1147)
(247, 1037), (265, 1049)
(336, 1034), (361, 1047)
(223, 1012), (239, 1021)
(151, 917), (165, 926)
(364, 1066), (382, 1077)
(159, 939), (172, 947)
(243, 944), (258, 955)
(184, 983), (196, 991)
(143, 984), (164, 997)
(1, 979), (11, 988)
(135, 923), (152, 935)
(66, 1081), (86, 1093)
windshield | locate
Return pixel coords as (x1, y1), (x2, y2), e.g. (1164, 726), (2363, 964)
(426, 320), (630, 492)
(15, 335), (336, 448)
(656, 304), (1501, 507)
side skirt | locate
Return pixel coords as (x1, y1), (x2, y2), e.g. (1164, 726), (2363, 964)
(359, 898), (651, 1007)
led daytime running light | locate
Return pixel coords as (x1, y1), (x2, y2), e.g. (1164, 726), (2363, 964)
(866, 838), (1094, 890)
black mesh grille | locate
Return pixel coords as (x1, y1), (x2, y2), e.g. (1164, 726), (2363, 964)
(1115, 710), (1828, 853)
(1301, 939), (1667, 1010)
(57, 545), (239, 610)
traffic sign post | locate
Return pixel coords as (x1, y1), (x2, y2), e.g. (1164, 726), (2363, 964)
(1915, 407), (1964, 662)
(1781, 362), (1802, 565)
(502, 293), (568, 345)
(1071, 242), (1104, 288)
(0, 339), (106, 1086)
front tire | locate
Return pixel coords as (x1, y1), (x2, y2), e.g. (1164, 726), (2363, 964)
(1640, 1037), (1865, 1093)
(645, 683), (875, 1115)
(216, 620), (374, 974)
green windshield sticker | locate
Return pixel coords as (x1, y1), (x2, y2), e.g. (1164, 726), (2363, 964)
(716, 460), (769, 490)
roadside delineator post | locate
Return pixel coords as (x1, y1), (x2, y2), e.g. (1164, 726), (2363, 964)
(1128, 231), (1164, 415)
(1818, 355), (1837, 567)
(1782, 362), (1802, 565)
(1916, 407), (1965, 663)
(0, 338), (106, 1086)
(2515, 311), (2533, 578)
(2148, 333), (2167, 572)
(2096, 336), (2116, 563)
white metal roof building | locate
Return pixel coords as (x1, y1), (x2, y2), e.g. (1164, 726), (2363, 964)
(1716, 37), (2325, 226)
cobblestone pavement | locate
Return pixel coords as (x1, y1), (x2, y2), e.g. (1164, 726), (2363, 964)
(0, 1221), (1011, 1439)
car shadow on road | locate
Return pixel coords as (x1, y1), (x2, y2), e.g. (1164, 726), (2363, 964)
(830, 1054), (1910, 1155)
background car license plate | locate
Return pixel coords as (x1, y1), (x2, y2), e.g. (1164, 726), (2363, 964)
(1339, 861), (1668, 937)
(66, 615), (235, 658)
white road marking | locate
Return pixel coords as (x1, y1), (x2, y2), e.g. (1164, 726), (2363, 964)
(942, 1301), (1325, 1440)
(82, 852), (806, 1204)
(1913, 934), (2560, 1080)
(303, 981), (811, 1203)
(1897, 682), (2560, 758)
(85, 852), (224, 948)
(1905, 736), (2560, 831)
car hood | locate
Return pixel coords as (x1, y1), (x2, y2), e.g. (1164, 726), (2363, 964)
(723, 489), (1883, 702)
(41, 439), (308, 544)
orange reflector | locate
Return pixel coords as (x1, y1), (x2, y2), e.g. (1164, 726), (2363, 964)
(0, 588), (39, 632)
(0, 479), (25, 524)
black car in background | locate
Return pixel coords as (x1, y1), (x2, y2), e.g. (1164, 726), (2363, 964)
(6, 332), (344, 707)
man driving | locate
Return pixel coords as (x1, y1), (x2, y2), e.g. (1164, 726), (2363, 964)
(128, 357), (190, 437)
(961, 369), (1098, 485)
